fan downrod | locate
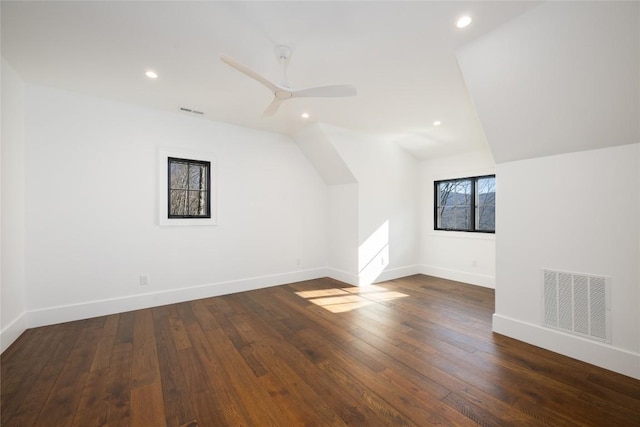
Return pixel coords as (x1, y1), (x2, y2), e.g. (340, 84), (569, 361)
(275, 45), (292, 61)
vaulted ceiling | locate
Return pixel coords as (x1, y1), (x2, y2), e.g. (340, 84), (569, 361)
(1, 1), (541, 160)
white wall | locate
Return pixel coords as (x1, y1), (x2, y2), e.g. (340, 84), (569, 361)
(324, 125), (420, 284)
(494, 144), (640, 379)
(293, 124), (360, 283)
(1, 58), (28, 352)
(22, 84), (329, 328)
(419, 148), (496, 288)
(327, 183), (359, 282)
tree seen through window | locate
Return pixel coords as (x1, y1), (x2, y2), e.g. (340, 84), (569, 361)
(435, 175), (495, 233)
(168, 157), (211, 218)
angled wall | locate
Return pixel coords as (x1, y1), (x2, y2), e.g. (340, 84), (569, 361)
(457, 1), (640, 378)
(294, 124), (359, 282)
(457, 1), (639, 163)
(295, 124), (420, 285)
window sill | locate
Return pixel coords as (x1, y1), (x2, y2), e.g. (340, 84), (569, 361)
(159, 217), (217, 227)
(429, 230), (495, 240)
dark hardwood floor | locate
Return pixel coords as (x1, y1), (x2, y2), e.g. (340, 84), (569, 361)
(2, 275), (640, 426)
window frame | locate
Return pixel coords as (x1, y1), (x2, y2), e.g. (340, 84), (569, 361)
(167, 157), (211, 219)
(158, 148), (217, 227)
(434, 174), (495, 233)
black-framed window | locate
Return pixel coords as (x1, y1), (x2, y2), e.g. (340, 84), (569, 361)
(434, 175), (495, 233)
(168, 157), (211, 218)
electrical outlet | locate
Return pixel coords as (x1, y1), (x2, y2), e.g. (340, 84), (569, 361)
(140, 274), (150, 286)
(296, 258), (301, 266)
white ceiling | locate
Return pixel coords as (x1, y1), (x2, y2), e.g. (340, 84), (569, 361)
(1, 1), (541, 159)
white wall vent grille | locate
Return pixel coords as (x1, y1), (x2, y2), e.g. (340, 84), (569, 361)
(542, 269), (610, 343)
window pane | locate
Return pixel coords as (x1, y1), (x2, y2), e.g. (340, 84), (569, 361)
(170, 189), (188, 216)
(438, 182), (456, 207)
(439, 206), (454, 228)
(170, 162), (188, 189)
(187, 190), (208, 216)
(168, 157), (211, 218)
(477, 176), (495, 195)
(456, 180), (472, 205)
(476, 176), (496, 231)
(454, 206), (471, 230)
(439, 206), (471, 230)
(189, 164), (207, 190)
(437, 180), (471, 230)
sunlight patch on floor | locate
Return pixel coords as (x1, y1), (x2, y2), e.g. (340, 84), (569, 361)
(295, 285), (408, 313)
(294, 288), (350, 299)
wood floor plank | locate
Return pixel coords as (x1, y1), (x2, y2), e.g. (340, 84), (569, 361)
(167, 305), (192, 350)
(90, 314), (119, 372)
(105, 342), (134, 427)
(130, 309), (166, 427)
(130, 382), (167, 427)
(2, 275), (640, 426)
(71, 368), (110, 427)
(131, 309), (160, 388)
(184, 321), (253, 426)
(152, 306), (197, 427)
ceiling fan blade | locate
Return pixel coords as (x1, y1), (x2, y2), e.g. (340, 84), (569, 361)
(262, 97), (285, 117)
(220, 54), (279, 93)
(292, 84), (357, 98)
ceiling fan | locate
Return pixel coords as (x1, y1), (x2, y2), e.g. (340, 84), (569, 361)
(220, 45), (357, 117)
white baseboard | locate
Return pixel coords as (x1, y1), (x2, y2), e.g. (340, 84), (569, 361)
(493, 314), (640, 380)
(375, 265), (421, 283)
(1, 312), (28, 353)
(28, 268), (328, 329)
(327, 265), (421, 286)
(419, 265), (495, 288)
(327, 267), (359, 286)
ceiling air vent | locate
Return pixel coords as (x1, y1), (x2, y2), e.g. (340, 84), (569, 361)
(179, 107), (204, 115)
(542, 269), (611, 343)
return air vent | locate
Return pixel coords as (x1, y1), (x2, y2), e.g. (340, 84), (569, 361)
(542, 269), (610, 343)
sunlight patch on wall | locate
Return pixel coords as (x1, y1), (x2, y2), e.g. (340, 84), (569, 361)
(359, 221), (389, 285)
(295, 284), (408, 313)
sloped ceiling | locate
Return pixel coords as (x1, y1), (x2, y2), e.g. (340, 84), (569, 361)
(456, 1), (640, 164)
(293, 124), (357, 186)
(0, 1), (540, 160)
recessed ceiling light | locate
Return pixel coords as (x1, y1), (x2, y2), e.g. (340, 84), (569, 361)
(145, 70), (158, 79)
(433, 120), (441, 126)
(456, 16), (472, 29)
(301, 112), (310, 119)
